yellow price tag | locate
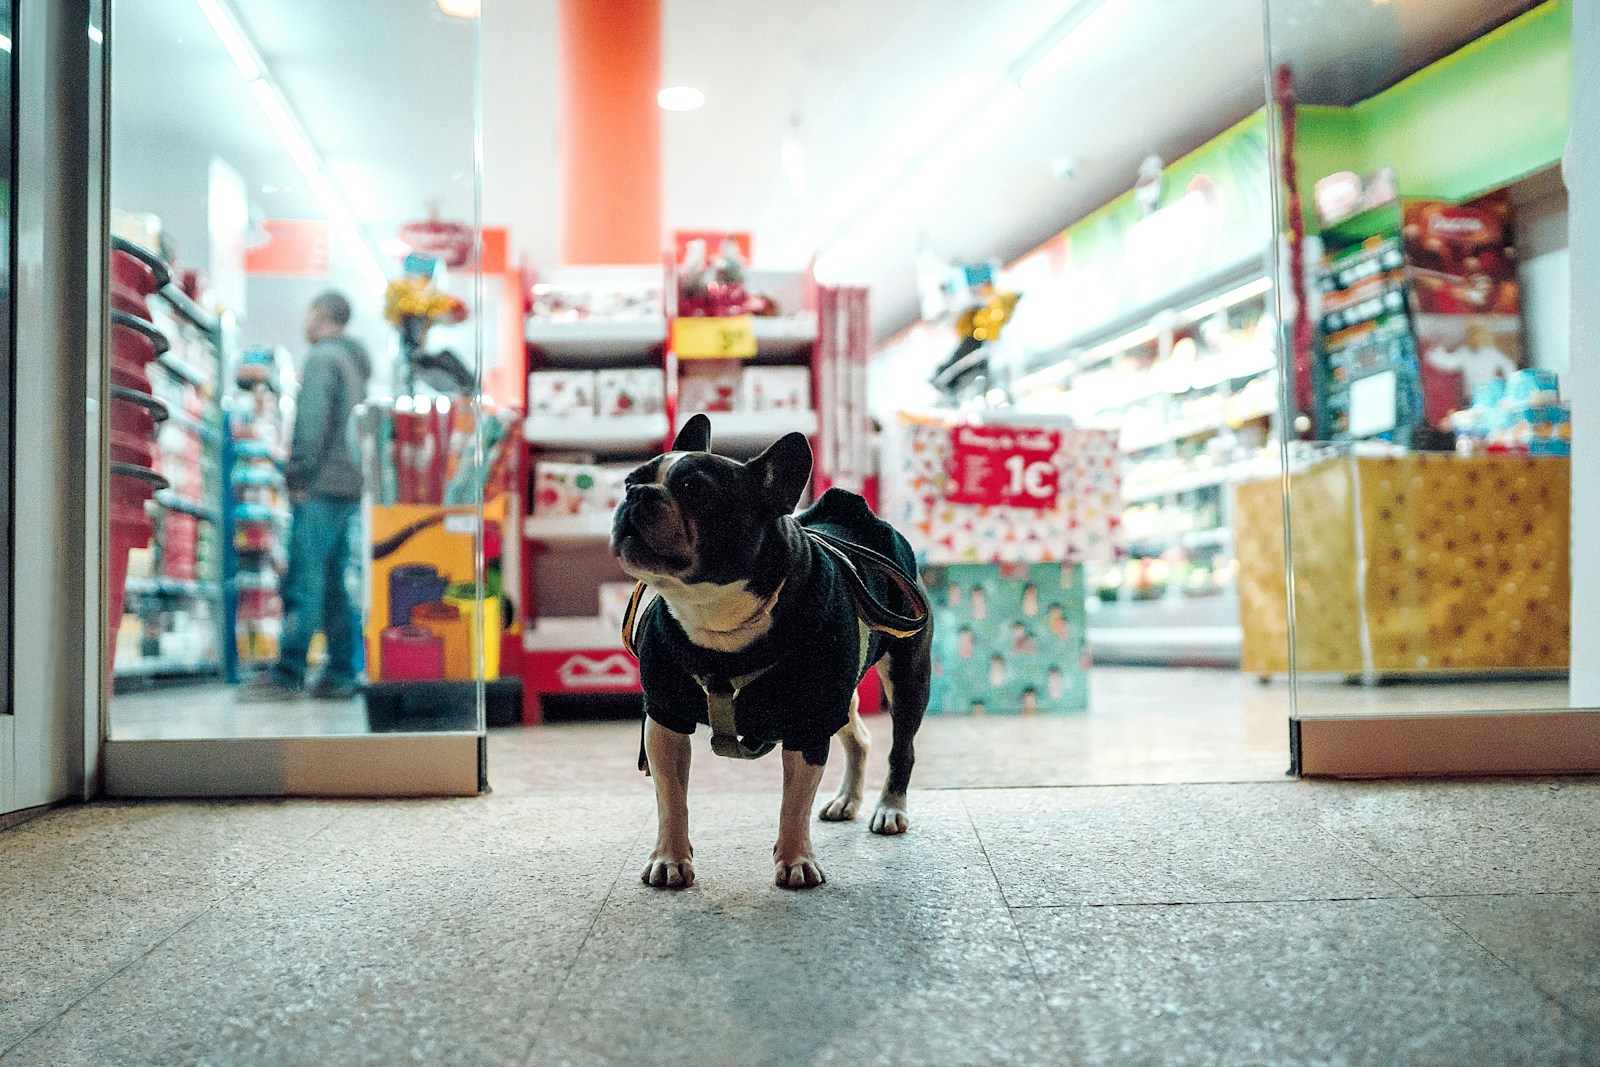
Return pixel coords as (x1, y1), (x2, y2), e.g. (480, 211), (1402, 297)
(673, 315), (758, 359)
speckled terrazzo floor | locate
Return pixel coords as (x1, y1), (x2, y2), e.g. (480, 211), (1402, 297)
(4, 764), (1598, 1065)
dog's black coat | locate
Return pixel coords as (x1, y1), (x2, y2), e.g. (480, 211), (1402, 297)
(636, 487), (919, 766)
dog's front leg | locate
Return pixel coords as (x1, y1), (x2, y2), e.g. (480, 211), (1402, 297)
(774, 748), (827, 888)
(642, 718), (696, 888)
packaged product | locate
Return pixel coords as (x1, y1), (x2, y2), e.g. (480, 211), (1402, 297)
(533, 462), (629, 515)
(678, 360), (742, 414)
(529, 370), (598, 417)
(596, 368), (666, 417)
(1503, 368), (1560, 408)
(740, 366), (812, 412)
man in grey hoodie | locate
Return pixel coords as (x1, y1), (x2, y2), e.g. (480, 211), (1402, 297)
(247, 290), (372, 701)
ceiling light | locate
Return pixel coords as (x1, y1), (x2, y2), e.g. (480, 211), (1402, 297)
(657, 86), (706, 112)
(195, 0), (261, 81)
(1018, 0), (1127, 93)
(250, 79), (320, 178)
(437, 0), (480, 17)
(0, 35), (10, 53)
(88, 25), (104, 44)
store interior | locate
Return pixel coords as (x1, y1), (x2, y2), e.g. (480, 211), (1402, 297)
(100, 0), (1582, 782)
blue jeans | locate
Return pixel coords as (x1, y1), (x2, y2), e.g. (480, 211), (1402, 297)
(274, 496), (360, 687)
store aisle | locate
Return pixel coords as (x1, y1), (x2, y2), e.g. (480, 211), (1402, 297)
(2, 775), (1597, 1064)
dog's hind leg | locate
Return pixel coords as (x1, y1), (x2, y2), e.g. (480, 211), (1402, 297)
(871, 627), (932, 836)
(818, 692), (870, 822)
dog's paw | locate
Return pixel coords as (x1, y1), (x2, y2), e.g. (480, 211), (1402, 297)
(773, 848), (827, 889)
(642, 849), (696, 889)
(817, 793), (861, 822)
(869, 801), (910, 836)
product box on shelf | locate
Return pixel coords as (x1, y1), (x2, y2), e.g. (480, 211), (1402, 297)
(596, 368), (666, 417)
(529, 370), (598, 417)
(924, 561), (1089, 715)
(598, 581), (637, 635)
(678, 360), (742, 414)
(533, 461), (627, 516)
(740, 366), (812, 412)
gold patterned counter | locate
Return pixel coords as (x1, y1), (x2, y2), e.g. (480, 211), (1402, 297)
(1235, 453), (1570, 677)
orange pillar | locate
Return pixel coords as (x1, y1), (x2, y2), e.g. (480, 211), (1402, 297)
(559, 0), (662, 265)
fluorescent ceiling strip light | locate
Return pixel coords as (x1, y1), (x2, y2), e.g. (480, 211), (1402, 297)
(196, 0), (386, 293)
(1018, 0), (1125, 92)
(249, 79), (320, 178)
(815, 0), (1125, 278)
(196, 0), (261, 81)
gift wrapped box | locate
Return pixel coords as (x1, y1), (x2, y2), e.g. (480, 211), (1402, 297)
(883, 415), (1123, 565)
(924, 561), (1089, 715)
(529, 370), (598, 417)
(740, 366), (812, 411)
(679, 360), (742, 414)
(596, 368), (666, 417)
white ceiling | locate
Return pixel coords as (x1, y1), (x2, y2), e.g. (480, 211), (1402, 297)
(110, 0), (1544, 348)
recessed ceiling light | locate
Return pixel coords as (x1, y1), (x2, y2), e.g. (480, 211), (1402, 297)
(437, 0), (480, 18)
(657, 86), (706, 112)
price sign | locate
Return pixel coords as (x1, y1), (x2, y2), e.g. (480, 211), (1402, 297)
(672, 315), (758, 359)
(946, 425), (1061, 509)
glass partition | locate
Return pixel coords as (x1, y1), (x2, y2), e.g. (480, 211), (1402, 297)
(104, 0), (489, 749)
(1262, 0), (1582, 729)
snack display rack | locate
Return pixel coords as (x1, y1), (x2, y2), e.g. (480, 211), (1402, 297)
(110, 237), (229, 687)
(518, 255), (862, 723)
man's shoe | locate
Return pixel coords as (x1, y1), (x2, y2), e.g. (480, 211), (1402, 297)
(240, 671), (304, 703)
(309, 676), (362, 700)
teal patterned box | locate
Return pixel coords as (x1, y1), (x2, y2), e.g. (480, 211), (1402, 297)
(924, 562), (1089, 715)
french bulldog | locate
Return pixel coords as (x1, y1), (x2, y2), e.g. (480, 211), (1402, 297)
(611, 413), (932, 890)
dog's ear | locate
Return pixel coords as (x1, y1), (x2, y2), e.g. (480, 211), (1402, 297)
(746, 432), (813, 515)
(672, 413), (712, 453)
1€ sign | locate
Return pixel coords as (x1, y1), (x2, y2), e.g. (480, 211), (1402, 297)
(946, 424), (1061, 509)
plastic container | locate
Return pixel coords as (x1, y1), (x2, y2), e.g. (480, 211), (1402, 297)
(110, 428), (157, 469)
(107, 463), (168, 679)
(379, 625), (445, 681)
(410, 601), (472, 680)
(111, 310), (170, 369)
(443, 590), (501, 680)
(111, 237), (170, 296)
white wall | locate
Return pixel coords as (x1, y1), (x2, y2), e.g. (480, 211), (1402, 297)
(1571, 0), (1598, 707)
(1511, 168), (1571, 382)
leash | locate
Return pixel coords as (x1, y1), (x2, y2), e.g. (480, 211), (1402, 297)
(623, 530), (931, 771)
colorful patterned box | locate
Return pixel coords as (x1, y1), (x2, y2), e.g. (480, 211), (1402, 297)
(924, 561), (1089, 715)
(884, 415), (1123, 565)
(529, 370), (598, 417)
(533, 462), (628, 515)
(596, 368), (666, 417)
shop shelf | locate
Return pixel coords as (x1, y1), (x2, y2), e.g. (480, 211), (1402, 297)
(124, 577), (222, 598)
(523, 615), (627, 652)
(1180, 527), (1234, 550)
(525, 317), (667, 360)
(523, 512), (614, 545)
(523, 412), (669, 453)
(158, 285), (221, 336)
(113, 657), (223, 679)
(703, 409), (819, 454)
(157, 352), (212, 388)
(1120, 402), (1275, 454)
(155, 491), (218, 523)
(750, 315), (818, 357)
(1123, 456), (1280, 504)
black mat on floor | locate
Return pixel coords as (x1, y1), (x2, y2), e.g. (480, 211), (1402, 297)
(365, 678), (522, 732)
